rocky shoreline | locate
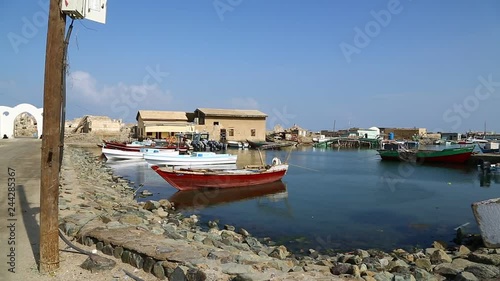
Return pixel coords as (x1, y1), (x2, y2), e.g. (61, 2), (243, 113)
(59, 146), (500, 281)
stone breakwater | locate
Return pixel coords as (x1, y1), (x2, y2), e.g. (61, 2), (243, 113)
(59, 147), (500, 281)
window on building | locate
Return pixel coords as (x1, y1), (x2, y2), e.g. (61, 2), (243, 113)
(251, 129), (256, 137)
(213, 122), (219, 126)
(147, 132), (153, 136)
(229, 129), (234, 137)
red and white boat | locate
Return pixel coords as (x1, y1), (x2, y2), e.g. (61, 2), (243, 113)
(102, 147), (178, 161)
(151, 157), (289, 191)
(102, 140), (188, 153)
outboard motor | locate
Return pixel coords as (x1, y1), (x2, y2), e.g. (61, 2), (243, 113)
(211, 141), (218, 151)
(217, 141), (224, 151)
(192, 141), (201, 151)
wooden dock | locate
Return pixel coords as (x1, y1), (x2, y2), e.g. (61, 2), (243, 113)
(468, 153), (500, 165)
(313, 137), (380, 149)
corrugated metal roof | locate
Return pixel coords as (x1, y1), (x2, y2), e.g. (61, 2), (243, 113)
(136, 110), (188, 121)
(196, 108), (267, 118)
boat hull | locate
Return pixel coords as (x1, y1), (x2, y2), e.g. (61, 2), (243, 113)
(144, 153), (237, 166)
(226, 141), (242, 148)
(102, 147), (145, 160)
(377, 146), (474, 164)
(151, 164), (288, 191)
(103, 140), (184, 152)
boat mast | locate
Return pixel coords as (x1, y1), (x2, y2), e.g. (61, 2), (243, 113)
(258, 148), (265, 166)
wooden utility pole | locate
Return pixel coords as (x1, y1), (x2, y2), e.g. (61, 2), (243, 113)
(40, 0), (66, 273)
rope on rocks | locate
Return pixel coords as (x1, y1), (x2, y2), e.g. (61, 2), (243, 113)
(58, 228), (92, 255)
(123, 269), (145, 281)
(58, 228), (145, 281)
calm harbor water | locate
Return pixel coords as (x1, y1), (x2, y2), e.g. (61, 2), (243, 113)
(88, 146), (500, 253)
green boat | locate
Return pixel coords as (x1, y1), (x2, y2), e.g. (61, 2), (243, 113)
(377, 146), (475, 164)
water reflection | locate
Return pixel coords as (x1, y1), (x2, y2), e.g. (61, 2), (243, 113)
(105, 159), (149, 183)
(377, 159), (476, 173)
(478, 171), (500, 187)
(169, 180), (288, 210)
(81, 145), (500, 251)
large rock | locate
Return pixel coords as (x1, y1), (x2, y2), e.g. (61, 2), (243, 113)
(433, 263), (461, 276)
(414, 268), (438, 281)
(464, 263), (500, 279)
(220, 263), (256, 275)
(414, 258), (432, 272)
(454, 272), (479, 281)
(331, 263), (350, 275)
(169, 266), (188, 281)
(373, 271), (394, 281)
(80, 254), (116, 272)
(471, 197), (500, 248)
(468, 253), (500, 265)
(118, 214), (145, 225)
(303, 264), (331, 274)
(451, 258), (475, 271)
(456, 245), (471, 257)
(430, 250), (452, 264)
(159, 199), (172, 209)
(269, 246), (289, 260)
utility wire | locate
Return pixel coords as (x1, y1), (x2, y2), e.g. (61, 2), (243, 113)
(60, 17), (75, 170)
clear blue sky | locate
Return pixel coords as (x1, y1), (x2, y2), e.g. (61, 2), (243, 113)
(1, 0), (500, 132)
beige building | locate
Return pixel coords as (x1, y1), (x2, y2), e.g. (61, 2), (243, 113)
(68, 115), (122, 134)
(136, 110), (194, 139)
(192, 108), (267, 142)
(380, 127), (427, 140)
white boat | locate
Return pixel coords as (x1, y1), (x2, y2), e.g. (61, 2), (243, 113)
(144, 151), (237, 166)
(470, 138), (489, 144)
(312, 135), (335, 143)
(127, 140), (155, 147)
(140, 147), (178, 154)
(102, 147), (178, 161)
(226, 141), (242, 148)
(102, 147), (145, 160)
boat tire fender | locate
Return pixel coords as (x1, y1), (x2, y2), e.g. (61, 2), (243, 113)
(272, 157), (281, 166)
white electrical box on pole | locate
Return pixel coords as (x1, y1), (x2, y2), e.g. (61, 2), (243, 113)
(61, 0), (107, 24)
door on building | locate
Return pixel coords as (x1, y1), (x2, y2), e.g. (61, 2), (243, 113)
(220, 129), (226, 142)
